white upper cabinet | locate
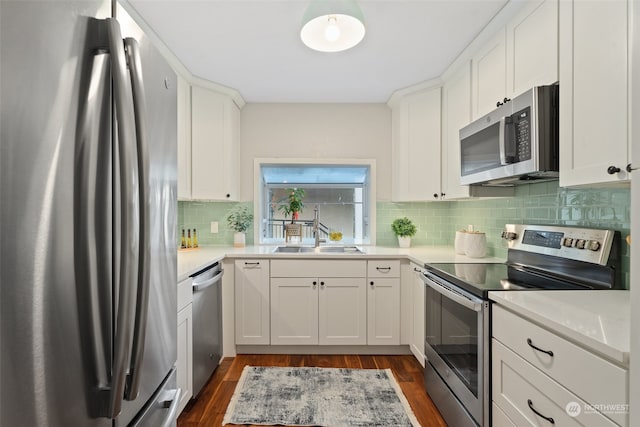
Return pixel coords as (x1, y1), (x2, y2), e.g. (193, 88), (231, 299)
(176, 75), (191, 200)
(190, 85), (240, 200)
(472, 0), (558, 120)
(559, 0), (630, 187)
(472, 29), (507, 119)
(506, 0), (558, 98)
(391, 86), (442, 201)
(442, 63), (473, 199)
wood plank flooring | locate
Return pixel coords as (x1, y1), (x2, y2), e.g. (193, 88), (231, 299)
(178, 354), (447, 427)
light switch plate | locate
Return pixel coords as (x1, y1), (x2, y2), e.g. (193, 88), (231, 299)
(210, 221), (218, 233)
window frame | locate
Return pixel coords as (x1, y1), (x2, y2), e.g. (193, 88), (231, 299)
(254, 158), (377, 245)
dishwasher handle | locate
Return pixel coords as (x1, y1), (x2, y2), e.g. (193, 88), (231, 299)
(192, 270), (224, 292)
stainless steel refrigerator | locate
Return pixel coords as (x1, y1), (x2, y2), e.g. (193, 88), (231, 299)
(0, 1), (179, 426)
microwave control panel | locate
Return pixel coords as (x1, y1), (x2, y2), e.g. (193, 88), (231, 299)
(512, 107), (531, 162)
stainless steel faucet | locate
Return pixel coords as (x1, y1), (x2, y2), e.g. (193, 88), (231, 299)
(313, 205), (326, 247)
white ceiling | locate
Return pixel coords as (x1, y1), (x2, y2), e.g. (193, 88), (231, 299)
(129, 0), (509, 103)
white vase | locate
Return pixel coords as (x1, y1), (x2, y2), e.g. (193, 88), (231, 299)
(454, 230), (467, 255)
(397, 236), (411, 248)
(233, 232), (246, 248)
(464, 232), (487, 258)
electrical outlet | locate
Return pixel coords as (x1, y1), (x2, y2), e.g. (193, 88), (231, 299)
(210, 221), (218, 233)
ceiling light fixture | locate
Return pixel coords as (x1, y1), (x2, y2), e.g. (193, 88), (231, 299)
(301, 0), (365, 53)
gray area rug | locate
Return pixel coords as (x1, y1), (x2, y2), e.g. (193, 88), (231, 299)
(223, 366), (421, 426)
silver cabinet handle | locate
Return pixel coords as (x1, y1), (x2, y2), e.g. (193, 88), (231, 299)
(106, 17), (139, 419)
(124, 36), (151, 402)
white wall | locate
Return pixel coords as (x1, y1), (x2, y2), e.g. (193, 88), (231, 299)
(240, 103), (392, 201)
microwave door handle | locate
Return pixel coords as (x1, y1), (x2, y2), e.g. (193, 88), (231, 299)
(498, 116), (508, 165)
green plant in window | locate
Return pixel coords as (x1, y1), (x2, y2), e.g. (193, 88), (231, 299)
(278, 188), (305, 222)
(391, 217), (417, 237)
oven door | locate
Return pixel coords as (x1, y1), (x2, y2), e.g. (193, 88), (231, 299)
(422, 271), (488, 426)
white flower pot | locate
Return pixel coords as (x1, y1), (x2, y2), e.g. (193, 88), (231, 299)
(233, 232), (246, 248)
(397, 236), (411, 248)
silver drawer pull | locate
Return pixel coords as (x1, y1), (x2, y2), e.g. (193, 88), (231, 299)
(527, 399), (555, 424)
(527, 338), (554, 357)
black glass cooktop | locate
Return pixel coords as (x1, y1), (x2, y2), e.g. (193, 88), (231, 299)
(424, 263), (591, 299)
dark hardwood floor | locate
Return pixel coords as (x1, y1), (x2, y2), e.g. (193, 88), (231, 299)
(178, 354), (447, 427)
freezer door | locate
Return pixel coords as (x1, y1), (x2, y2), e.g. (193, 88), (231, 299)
(0, 1), (113, 426)
(115, 6), (178, 427)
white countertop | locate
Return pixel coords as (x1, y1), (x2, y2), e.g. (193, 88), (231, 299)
(490, 290), (630, 366)
(177, 245), (504, 282)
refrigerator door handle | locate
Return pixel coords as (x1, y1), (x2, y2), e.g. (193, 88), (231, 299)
(123, 36), (152, 402)
(106, 17), (140, 419)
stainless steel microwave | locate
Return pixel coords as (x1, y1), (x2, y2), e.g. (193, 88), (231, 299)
(459, 84), (559, 186)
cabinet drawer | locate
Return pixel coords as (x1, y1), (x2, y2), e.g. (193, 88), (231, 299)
(492, 402), (517, 427)
(177, 278), (193, 311)
(493, 340), (619, 427)
(271, 260), (366, 278)
(367, 260), (401, 278)
(493, 305), (628, 426)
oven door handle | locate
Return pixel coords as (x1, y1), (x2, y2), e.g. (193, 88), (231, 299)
(422, 275), (483, 312)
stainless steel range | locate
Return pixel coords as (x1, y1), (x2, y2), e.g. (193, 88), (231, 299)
(420, 224), (621, 427)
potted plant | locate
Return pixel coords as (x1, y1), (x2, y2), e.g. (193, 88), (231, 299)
(227, 205), (253, 247)
(392, 217), (417, 248)
(278, 188), (305, 222)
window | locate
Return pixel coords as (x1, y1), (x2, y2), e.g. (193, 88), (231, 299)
(255, 161), (375, 245)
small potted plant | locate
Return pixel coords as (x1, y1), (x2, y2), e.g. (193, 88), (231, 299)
(278, 188), (305, 222)
(392, 217), (417, 248)
(227, 205), (253, 247)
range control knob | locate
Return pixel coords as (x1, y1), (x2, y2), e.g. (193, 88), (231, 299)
(575, 239), (586, 249)
(501, 231), (518, 241)
(587, 240), (601, 251)
(562, 237), (574, 247)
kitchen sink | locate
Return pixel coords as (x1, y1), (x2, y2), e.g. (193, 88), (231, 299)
(272, 245), (364, 254)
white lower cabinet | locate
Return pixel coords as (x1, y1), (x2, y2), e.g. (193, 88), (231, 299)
(270, 278), (320, 345)
(270, 259), (368, 346)
(367, 260), (401, 345)
(320, 278), (367, 345)
(410, 265), (425, 365)
(492, 305), (628, 427)
(176, 277), (193, 414)
(234, 259), (270, 345)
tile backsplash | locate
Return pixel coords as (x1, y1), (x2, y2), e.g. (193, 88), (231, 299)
(179, 181), (631, 288)
(377, 181), (630, 288)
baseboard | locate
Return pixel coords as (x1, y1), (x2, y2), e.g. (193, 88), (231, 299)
(236, 345), (414, 355)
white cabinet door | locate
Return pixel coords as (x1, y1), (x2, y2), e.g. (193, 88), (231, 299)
(191, 86), (240, 200)
(559, 0), (630, 187)
(177, 303), (193, 414)
(235, 260), (270, 345)
(367, 278), (400, 345)
(391, 86), (442, 201)
(177, 75), (191, 200)
(271, 278), (319, 345)
(318, 278), (367, 345)
(472, 29), (507, 119)
(411, 267), (425, 366)
(442, 63), (473, 200)
(506, 0), (558, 98)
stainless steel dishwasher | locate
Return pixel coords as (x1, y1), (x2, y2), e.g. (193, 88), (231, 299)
(190, 261), (224, 398)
